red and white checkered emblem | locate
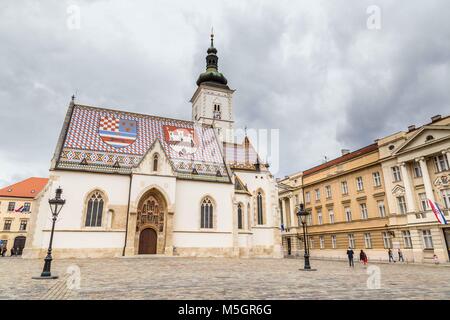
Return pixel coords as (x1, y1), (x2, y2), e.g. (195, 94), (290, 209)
(100, 117), (119, 132)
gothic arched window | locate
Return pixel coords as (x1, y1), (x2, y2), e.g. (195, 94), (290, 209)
(201, 197), (214, 229)
(257, 192), (264, 225)
(85, 191), (104, 227)
(237, 204), (243, 229)
(153, 154), (159, 172)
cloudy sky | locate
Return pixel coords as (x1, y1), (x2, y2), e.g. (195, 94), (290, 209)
(1, 0), (449, 186)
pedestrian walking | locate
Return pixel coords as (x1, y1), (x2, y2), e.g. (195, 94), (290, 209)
(347, 247), (355, 267)
(388, 248), (395, 263)
(10, 247), (15, 257)
(433, 254), (439, 265)
(1, 246), (6, 257)
(398, 248), (404, 262)
(360, 250), (368, 266)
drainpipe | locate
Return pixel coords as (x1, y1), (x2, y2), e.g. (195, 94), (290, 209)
(122, 174), (133, 256)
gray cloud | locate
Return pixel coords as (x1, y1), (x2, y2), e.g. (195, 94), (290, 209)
(0, 0), (449, 186)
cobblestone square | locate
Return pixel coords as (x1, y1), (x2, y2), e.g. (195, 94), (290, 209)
(0, 257), (449, 300)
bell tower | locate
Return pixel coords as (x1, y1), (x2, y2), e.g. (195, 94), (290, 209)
(191, 32), (235, 143)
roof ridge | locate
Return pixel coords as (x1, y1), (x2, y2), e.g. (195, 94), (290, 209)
(74, 103), (211, 127)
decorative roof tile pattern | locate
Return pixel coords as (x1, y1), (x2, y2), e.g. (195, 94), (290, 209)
(223, 137), (263, 171)
(57, 105), (230, 182)
(0, 177), (49, 199)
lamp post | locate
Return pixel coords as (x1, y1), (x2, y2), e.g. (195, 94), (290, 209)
(33, 187), (65, 279)
(297, 203), (316, 271)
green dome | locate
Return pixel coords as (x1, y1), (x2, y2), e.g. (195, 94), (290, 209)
(196, 70), (228, 86)
(196, 33), (228, 87)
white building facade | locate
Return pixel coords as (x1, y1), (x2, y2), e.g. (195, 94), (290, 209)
(23, 35), (282, 259)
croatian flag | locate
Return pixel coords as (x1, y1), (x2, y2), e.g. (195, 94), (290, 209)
(428, 199), (448, 225)
(99, 116), (137, 148)
(15, 206), (24, 212)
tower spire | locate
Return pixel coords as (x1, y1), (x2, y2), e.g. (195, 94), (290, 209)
(196, 31), (228, 86)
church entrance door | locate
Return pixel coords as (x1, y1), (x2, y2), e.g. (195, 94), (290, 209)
(138, 228), (157, 254)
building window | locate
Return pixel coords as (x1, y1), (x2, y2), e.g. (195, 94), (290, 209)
(397, 196), (407, 214)
(421, 230), (434, 249)
(309, 237), (314, 249)
(315, 189), (320, 201)
(377, 200), (386, 218)
(419, 193), (428, 211)
(345, 207), (352, 222)
(7, 202), (15, 212)
(328, 209), (335, 224)
(237, 204), (243, 230)
(317, 209), (323, 225)
(348, 234), (355, 249)
(372, 172), (382, 187)
(23, 202), (31, 212)
(442, 189), (450, 209)
(364, 233), (372, 249)
(213, 104), (221, 119)
(319, 236), (325, 249)
(153, 154), (159, 172)
(382, 232), (393, 249)
(3, 219), (12, 231)
(360, 203), (368, 220)
(341, 181), (349, 195)
(85, 191), (105, 227)
(257, 192), (264, 225)
(434, 155), (449, 172)
(325, 185), (332, 199)
(331, 235), (337, 249)
(356, 177), (364, 191)
(392, 166), (402, 182)
(413, 162), (422, 178)
(201, 197), (214, 229)
(19, 220), (27, 231)
(402, 230), (413, 248)
(306, 211), (313, 226)
(305, 192), (311, 203)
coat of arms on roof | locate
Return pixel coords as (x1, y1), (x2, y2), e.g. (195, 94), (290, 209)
(99, 116), (137, 148)
(163, 125), (199, 156)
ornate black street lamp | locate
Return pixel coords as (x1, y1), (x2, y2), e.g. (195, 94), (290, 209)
(33, 187), (65, 279)
(297, 203), (316, 271)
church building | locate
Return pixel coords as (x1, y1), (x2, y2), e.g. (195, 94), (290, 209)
(23, 34), (282, 259)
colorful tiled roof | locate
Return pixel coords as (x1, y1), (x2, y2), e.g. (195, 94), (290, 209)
(0, 177), (49, 198)
(223, 137), (263, 171)
(56, 104), (231, 182)
(303, 143), (378, 176)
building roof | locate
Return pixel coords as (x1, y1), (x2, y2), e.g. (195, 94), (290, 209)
(0, 177), (49, 199)
(303, 143), (378, 176)
(55, 104), (231, 182)
(223, 136), (263, 171)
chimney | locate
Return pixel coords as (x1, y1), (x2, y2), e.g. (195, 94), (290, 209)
(431, 115), (442, 122)
(407, 125), (416, 132)
(341, 149), (350, 156)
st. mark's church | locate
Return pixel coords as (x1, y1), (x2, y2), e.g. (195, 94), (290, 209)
(23, 34), (283, 259)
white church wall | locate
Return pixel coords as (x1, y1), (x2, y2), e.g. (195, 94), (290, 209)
(30, 170), (130, 250)
(172, 179), (234, 248)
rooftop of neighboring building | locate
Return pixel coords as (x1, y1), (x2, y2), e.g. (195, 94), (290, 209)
(0, 177), (49, 199)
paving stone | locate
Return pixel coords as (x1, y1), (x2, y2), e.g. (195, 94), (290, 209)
(0, 257), (449, 299)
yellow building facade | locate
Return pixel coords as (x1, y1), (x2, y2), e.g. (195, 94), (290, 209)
(279, 114), (450, 263)
(0, 177), (48, 256)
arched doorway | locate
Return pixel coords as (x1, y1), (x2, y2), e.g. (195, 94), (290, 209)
(138, 228), (157, 254)
(134, 188), (167, 255)
(13, 236), (26, 255)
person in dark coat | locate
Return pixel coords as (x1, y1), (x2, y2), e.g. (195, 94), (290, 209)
(360, 250), (368, 266)
(388, 248), (395, 263)
(10, 247), (15, 256)
(1, 246), (6, 257)
(346, 247), (355, 267)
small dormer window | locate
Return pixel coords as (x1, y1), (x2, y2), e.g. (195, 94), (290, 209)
(388, 145), (395, 150)
(426, 135), (434, 142)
